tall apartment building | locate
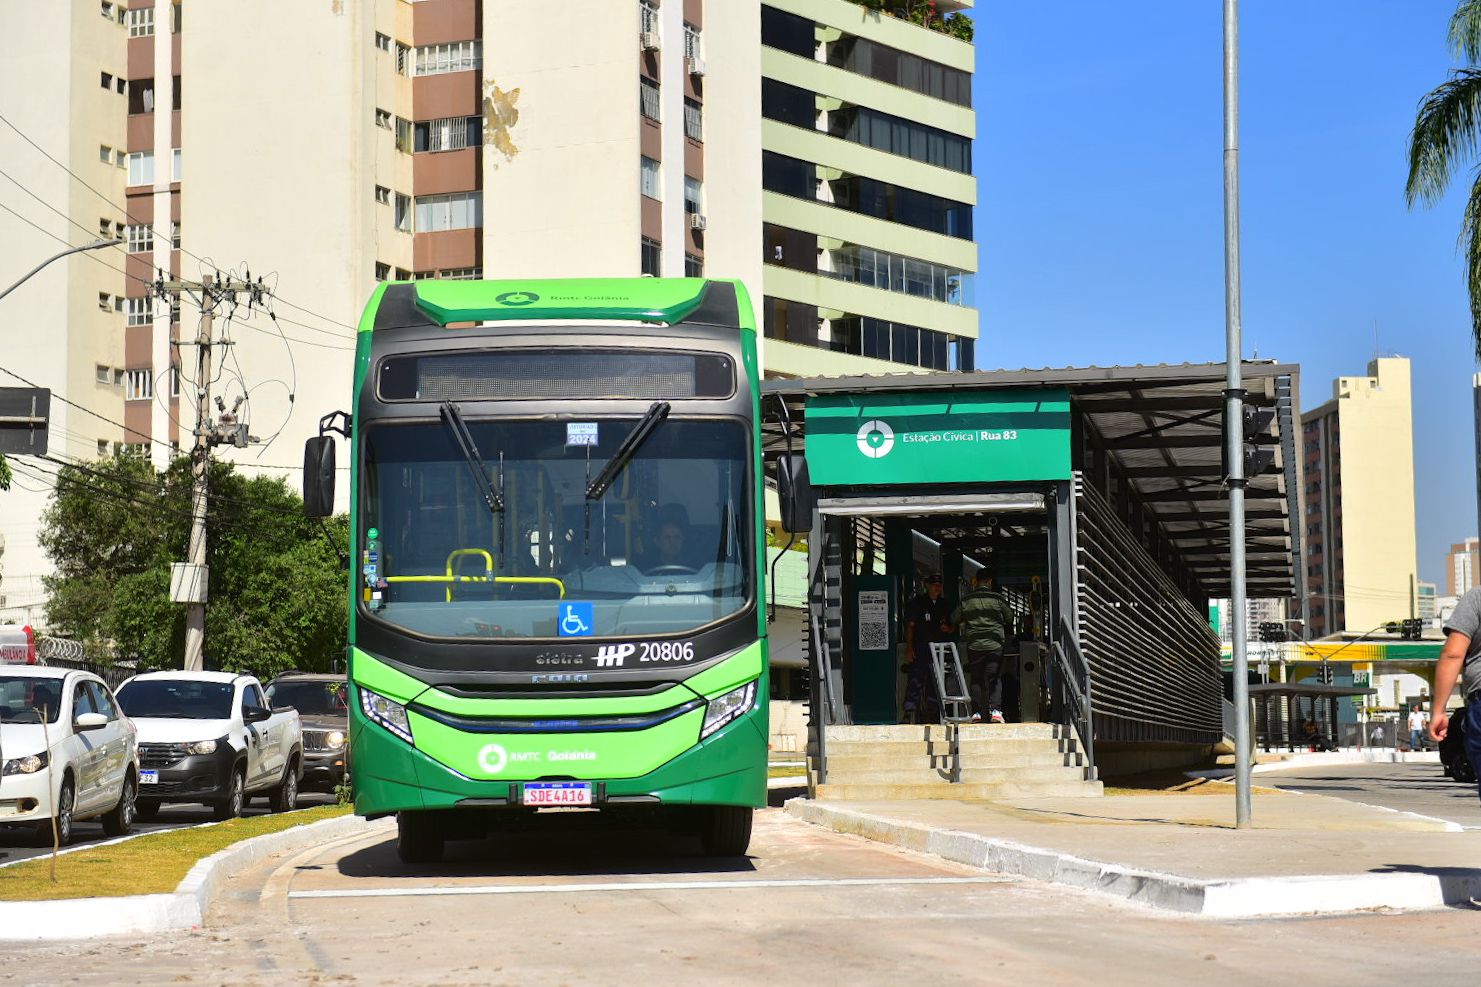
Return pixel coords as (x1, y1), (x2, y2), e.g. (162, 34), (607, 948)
(0, 0), (978, 625)
(1300, 357), (1418, 638)
(1447, 537), (1479, 597)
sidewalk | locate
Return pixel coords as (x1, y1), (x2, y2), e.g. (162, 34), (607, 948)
(785, 786), (1481, 918)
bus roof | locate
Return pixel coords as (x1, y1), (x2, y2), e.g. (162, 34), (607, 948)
(365, 278), (751, 333)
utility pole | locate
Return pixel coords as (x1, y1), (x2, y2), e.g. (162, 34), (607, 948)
(155, 272), (266, 671)
(1222, 0), (1253, 828)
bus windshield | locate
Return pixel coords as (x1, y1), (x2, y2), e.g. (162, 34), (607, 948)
(362, 417), (751, 641)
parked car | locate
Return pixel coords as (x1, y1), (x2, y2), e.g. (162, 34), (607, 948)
(0, 666), (138, 845)
(114, 671), (302, 820)
(0, 624), (36, 665)
(1440, 709), (1476, 784)
(265, 672), (348, 793)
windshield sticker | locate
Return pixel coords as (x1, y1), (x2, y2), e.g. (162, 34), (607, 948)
(566, 422), (599, 447)
(557, 601), (594, 637)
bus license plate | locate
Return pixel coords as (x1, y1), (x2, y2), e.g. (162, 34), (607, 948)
(523, 782), (592, 806)
(139, 770), (159, 785)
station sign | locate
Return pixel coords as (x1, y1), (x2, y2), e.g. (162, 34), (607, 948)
(804, 387), (1072, 486)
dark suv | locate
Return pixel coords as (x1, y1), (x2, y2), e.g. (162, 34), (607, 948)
(265, 673), (349, 793)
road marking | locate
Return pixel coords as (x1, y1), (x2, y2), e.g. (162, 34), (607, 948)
(289, 875), (1009, 900)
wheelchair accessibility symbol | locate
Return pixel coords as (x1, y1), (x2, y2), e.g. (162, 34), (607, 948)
(558, 601), (594, 637)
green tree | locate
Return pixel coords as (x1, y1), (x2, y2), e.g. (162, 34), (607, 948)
(39, 454), (348, 678)
(1408, 0), (1481, 355)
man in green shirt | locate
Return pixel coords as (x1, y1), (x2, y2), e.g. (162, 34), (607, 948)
(949, 569), (1015, 722)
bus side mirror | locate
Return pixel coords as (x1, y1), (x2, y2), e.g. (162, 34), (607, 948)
(777, 453), (813, 534)
(303, 437), (336, 517)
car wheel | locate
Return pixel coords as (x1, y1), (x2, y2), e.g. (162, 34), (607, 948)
(135, 798), (161, 820)
(396, 812), (444, 865)
(212, 768), (246, 821)
(700, 806), (753, 857)
(269, 760), (299, 813)
(36, 777), (75, 847)
(101, 772), (137, 837)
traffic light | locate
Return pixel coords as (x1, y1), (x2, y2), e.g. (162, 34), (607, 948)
(1258, 621), (1286, 642)
(1224, 405), (1276, 479)
(1401, 618), (1422, 641)
(1317, 663), (1334, 684)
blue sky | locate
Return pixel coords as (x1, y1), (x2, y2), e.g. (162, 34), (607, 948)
(975, 0), (1477, 589)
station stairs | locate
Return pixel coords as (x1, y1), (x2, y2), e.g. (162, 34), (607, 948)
(813, 722), (1103, 801)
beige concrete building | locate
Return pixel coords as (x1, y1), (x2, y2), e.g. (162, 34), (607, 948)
(0, 0), (979, 625)
(1446, 536), (1479, 597)
(1300, 357), (1418, 638)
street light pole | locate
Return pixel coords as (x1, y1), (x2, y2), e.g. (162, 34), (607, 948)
(1222, 0), (1253, 829)
(0, 239), (122, 304)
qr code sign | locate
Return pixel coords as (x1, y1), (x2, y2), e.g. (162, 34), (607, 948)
(857, 591), (890, 652)
(859, 622), (888, 651)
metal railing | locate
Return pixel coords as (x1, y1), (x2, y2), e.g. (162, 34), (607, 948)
(1050, 617), (1097, 781)
(928, 641), (972, 783)
(807, 607), (836, 785)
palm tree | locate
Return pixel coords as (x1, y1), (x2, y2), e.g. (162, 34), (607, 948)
(1408, 0), (1481, 358)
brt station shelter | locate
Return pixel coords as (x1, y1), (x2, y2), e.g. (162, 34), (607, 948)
(761, 361), (1302, 779)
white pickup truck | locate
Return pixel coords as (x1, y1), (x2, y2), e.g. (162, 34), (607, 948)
(114, 671), (303, 820)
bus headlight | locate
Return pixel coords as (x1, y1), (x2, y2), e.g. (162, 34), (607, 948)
(701, 681), (757, 740)
(360, 687), (414, 744)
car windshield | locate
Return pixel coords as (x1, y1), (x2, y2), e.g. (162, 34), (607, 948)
(362, 417), (751, 642)
(266, 681), (348, 716)
(0, 675), (65, 724)
(116, 679), (234, 719)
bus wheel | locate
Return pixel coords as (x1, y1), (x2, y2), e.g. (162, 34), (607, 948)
(396, 811), (444, 865)
(701, 806), (753, 857)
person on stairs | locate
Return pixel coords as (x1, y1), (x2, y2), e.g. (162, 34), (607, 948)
(947, 568), (1014, 723)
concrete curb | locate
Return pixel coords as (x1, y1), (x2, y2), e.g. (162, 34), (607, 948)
(785, 799), (1481, 918)
(0, 812), (379, 941)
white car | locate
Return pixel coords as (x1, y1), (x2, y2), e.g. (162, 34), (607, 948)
(0, 666), (139, 845)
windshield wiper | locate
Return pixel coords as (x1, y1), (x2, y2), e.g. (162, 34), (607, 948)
(586, 401), (670, 501)
(440, 402), (504, 513)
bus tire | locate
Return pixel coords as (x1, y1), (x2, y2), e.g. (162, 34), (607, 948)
(701, 805), (753, 857)
(396, 812), (444, 865)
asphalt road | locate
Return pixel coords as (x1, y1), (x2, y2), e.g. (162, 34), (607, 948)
(0, 792), (338, 866)
(1260, 761), (1481, 829)
(8, 805), (1481, 986)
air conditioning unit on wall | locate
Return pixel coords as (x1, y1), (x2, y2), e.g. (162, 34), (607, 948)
(686, 57), (706, 77)
(640, 31), (660, 51)
(690, 213), (707, 232)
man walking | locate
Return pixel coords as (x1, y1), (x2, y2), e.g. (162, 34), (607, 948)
(1429, 586), (1481, 802)
(903, 573), (950, 724)
(949, 569), (1015, 723)
(1408, 704), (1427, 752)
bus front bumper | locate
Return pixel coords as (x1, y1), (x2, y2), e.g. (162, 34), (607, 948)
(350, 703), (767, 818)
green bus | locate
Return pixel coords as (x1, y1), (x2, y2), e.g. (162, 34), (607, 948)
(303, 278), (768, 862)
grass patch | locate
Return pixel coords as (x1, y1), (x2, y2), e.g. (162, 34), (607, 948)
(0, 804), (350, 902)
(1101, 769), (1285, 797)
(768, 764), (807, 779)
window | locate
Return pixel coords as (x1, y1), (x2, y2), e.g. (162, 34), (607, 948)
(761, 6), (815, 59)
(761, 79), (816, 129)
(823, 242), (969, 305)
(98, 217), (111, 237)
(640, 0), (660, 36)
(126, 223), (152, 252)
(685, 253), (703, 277)
(98, 438), (109, 456)
(684, 176), (702, 214)
(375, 185), (391, 205)
(116, 76), (126, 94)
(375, 262), (391, 281)
(126, 296), (153, 326)
(827, 35), (972, 107)
(413, 191), (482, 233)
(96, 365), (111, 384)
(116, 151), (126, 170)
(171, 2), (181, 32)
(394, 193), (412, 232)
(101, 71), (113, 90)
(170, 296), (180, 323)
(684, 22), (702, 60)
(115, 295), (125, 312)
(113, 368), (126, 386)
(414, 116), (482, 152)
(127, 150), (153, 186)
(101, 2), (114, 20)
(127, 6), (153, 37)
(437, 267), (480, 280)
(128, 78), (155, 114)
(640, 77), (660, 121)
(171, 221), (180, 248)
(828, 106), (971, 174)
(124, 369), (153, 401)
(99, 144), (112, 164)
(171, 148), (181, 181)
(414, 40), (480, 76)
(640, 156), (661, 199)
(169, 365), (180, 398)
(394, 267), (412, 281)
(375, 108), (393, 130)
(683, 98), (702, 141)
(641, 236), (661, 276)
(396, 43), (411, 76)
(375, 32), (392, 52)
(394, 116), (412, 153)
(98, 292), (111, 311)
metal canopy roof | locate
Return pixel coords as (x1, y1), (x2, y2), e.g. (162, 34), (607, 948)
(761, 361), (1301, 601)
